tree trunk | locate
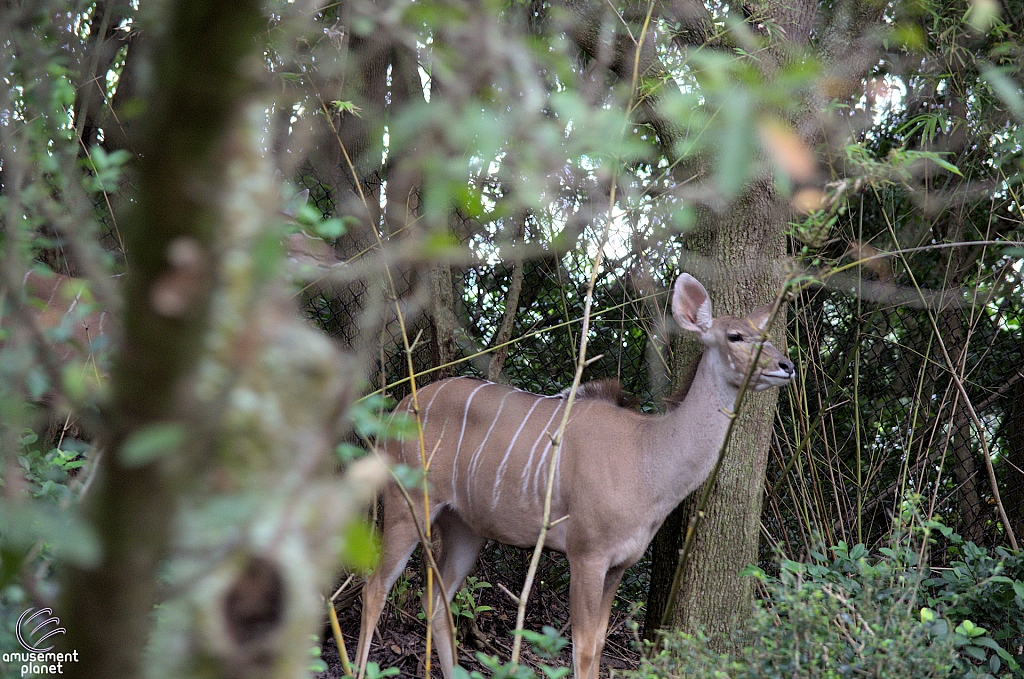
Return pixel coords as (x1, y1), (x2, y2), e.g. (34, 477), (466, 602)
(938, 297), (986, 544)
(639, 0), (888, 641)
(431, 262), (460, 379)
(487, 215), (527, 382)
(57, 4), (379, 678)
(645, 177), (787, 643)
(60, 1), (266, 673)
(72, 0), (137, 151)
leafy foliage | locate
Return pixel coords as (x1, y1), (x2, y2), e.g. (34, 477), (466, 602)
(922, 539), (1024, 677)
(451, 576), (494, 622)
(636, 518), (1024, 679)
(1, 0), (1023, 674)
(448, 626), (571, 679)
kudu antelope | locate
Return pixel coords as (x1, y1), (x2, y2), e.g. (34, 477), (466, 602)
(1, 230), (344, 364)
(10, 270), (113, 364)
(1, 186), (329, 362)
(356, 273), (795, 679)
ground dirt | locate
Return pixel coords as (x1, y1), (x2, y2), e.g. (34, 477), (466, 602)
(318, 544), (645, 678)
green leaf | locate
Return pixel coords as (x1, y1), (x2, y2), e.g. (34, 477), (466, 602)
(0, 500), (100, 566)
(972, 636), (1004, 652)
(422, 230), (463, 258)
(715, 89), (755, 197)
(927, 155), (964, 176)
(340, 519), (379, 573)
(331, 100), (362, 117)
(295, 202), (325, 226)
(739, 564), (766, 579)
(956, 619), (987, 637)
(392, 463), (426, 489)
(336, 443), (368, 465)
(119, 422), (186, 467)
(27, 366), (51, 400)
(983, 66), (1024, 121)
(994, 645), (1018, 665)
(314, 218), (347, 240)
(780, 559), (804, 574)
(61, 363), (88, 402)
(349, 394), (415, 441)
(364, 661), (400, 679)
(516, 625), (567, 660)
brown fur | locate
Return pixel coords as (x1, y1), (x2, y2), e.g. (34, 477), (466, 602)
(558, 378), (639, 409)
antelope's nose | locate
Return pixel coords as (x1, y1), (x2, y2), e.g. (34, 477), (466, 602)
(779, 359), (794, 376)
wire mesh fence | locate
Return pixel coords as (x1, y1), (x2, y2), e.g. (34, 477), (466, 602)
(294, 165), (1024, 569)
(768, 254), (1024, 560)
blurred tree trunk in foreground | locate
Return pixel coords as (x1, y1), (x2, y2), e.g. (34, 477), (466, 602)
(56, 2), (380, 678)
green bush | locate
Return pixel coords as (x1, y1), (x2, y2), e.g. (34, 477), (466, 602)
(923, 538), (1024, 677)
(634, 525), (1024, 679)
(636, 555), (954, 679)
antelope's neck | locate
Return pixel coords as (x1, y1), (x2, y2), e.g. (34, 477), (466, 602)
(645, 350), (736, 511)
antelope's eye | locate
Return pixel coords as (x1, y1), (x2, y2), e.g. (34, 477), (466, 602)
(727, 332), (744, 343)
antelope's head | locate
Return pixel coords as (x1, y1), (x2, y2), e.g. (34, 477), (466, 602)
(671, 273), (795, 392)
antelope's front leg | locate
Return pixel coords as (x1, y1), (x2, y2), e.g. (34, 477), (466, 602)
(568, 555), (612, 679)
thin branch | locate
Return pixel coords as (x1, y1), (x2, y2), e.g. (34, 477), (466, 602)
(328, 597), (355, 678)
(509, 206), (613, 667)
(882, 222), (1018, 549)
(318, 86), (461, 674)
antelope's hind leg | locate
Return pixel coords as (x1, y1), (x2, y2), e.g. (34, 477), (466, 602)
(424, 507), (487, 678)
(356, 488), (423, 678)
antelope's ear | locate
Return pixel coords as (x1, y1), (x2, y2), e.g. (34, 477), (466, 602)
(672, 274), (713, 333)
(282, 189), (310, 219)
(747, 302), (774, 331)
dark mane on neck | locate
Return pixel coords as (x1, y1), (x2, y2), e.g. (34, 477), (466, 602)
(663, 348), (704, 411)
(558, 378), (639, 409)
